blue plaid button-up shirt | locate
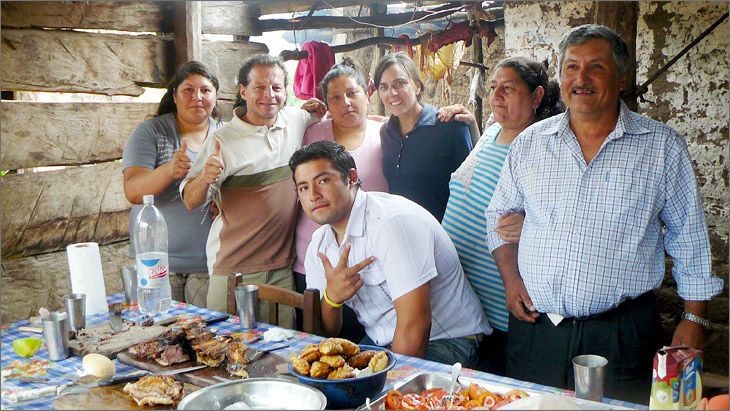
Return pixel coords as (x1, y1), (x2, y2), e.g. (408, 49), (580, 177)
(485, 102), (723, 318)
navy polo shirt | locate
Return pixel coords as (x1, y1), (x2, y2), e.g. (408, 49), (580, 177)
(380, 104), (472, 221)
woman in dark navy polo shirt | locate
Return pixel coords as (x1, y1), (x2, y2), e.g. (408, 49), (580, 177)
(374, 52), (472, 221)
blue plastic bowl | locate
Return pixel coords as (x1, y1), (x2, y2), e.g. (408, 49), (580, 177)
(288, 345), (397, 409)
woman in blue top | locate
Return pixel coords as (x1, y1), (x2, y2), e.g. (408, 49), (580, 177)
(374, 52), (472, 222)
(122, 61), (223, 308)
(438, 57), (564, 375)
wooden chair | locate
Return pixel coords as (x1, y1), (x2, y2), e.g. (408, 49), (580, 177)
(226, 273), (323, 335)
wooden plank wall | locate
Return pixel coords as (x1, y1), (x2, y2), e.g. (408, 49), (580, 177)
(0, 1), (267, 323)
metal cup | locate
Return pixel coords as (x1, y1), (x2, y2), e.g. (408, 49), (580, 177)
(573, 354), (608, 402)
(109, 302), (124, 332)
(42, 311), (70, 361)
(63, 293), (86, 331)
(121, 264), (138, 305)
(234, 284), (259, 330)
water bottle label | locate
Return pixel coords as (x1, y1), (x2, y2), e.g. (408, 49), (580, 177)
(137, 255), (168, 287)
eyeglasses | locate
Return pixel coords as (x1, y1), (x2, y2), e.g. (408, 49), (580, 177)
(377, 79), (410, 94)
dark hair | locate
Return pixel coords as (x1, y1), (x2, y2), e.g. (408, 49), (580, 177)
(558, 24), (630, 79)
(289, 140), (360, 187)
(494, 57), (565, 122)
(320, 58), (368, 108)
(157, 61), (220, 120)
(233, 54), (288, 109)
(373, 52), (424, 104)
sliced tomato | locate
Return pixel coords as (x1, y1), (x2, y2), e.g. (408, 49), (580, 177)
(468, 383), (487, 401)
(384, 390), (403, 410)
(401, 393), (428, 410)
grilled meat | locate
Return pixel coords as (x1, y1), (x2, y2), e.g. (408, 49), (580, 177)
(225, 341), (250, 377)
(129, 339), (163, 359)
(155, 344), (190, 366)
(193, 335), (231, 367)
(123, 375), (184, 407)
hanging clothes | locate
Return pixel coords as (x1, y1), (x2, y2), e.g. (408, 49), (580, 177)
(294, 41), (335, 101)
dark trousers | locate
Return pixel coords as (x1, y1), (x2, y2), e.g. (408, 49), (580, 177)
(294, 271), (366, 341)
(477, 328), (508, 376)
(505, 292), (662, 405)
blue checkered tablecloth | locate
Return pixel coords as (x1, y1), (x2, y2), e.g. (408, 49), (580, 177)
(1, 294), (645, 409)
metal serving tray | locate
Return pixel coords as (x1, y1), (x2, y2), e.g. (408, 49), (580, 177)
(361, 371), (542, 410)
(362, 371), (630, 410)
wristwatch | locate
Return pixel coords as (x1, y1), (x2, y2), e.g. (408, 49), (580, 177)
(681, 312), (710, 328)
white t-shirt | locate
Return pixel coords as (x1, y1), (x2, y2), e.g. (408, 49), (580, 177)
(305, 190), (492, 346)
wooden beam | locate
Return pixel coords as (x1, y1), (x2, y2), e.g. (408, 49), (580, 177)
(594, 1), (638, 111)
(202, 40), (269, 100)
(1, 241), (130, 324)
(258, 4), (464, 32)
(279, 19), (501, 61)
(2, 162), (129, 258)
(1, 29), (173, 96)
(255, 0), (408, 15)
(173, 1), (203, 67)
(201, 1), (261, 36)
(0, 1), (173, 32)
(1, 102), (158, 170)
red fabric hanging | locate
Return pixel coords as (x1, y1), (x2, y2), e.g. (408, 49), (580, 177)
(392, 34), (414, 58)
(294, 41), (335, 100)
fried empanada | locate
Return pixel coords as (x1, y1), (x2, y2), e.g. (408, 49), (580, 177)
(368, 351), (389, 373)
(319, 338), (360, 356)
(319, 354), (346, 368)
(309, 361), (331, 379)
(290, 355), (311, 376)
(318, 339), (343, 355)
(347, 350), (377, 369)
(299, 345), (322, 362)
(327, 364), (356, 380)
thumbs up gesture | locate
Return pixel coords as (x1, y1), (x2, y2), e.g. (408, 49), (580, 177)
(202, 138), (224, 185)
(170, 138), (192, 180)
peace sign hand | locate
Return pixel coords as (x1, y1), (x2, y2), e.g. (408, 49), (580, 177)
(318, 243), (375, 305)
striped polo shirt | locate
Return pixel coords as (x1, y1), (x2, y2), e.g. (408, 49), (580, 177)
(442, 123), (511, 332)
(182, 106), (317, 275)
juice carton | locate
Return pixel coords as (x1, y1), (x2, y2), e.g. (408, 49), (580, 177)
(649, 346), (703, 410)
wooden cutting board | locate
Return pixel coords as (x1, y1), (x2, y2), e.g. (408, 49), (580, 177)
(117, 348), (290, 387)
(53, 382), (200, 410)
(69, 322), (169, 359)
(68, 313), (230, 359)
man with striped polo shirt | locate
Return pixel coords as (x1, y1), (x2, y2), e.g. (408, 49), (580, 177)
(181, 54), (324, 327)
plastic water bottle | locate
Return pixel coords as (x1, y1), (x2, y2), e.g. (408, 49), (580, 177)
(134, 194), (171, 316)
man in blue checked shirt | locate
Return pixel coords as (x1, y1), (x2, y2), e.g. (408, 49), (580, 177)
(484, 24), (723, 404)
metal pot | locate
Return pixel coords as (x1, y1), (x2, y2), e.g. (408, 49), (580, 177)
(177, 377), (327, 410)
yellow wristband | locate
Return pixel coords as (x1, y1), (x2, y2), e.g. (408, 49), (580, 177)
(323, 290), (343, 308)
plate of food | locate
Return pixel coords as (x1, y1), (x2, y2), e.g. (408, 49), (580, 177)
(364, 371), (537, 410)
(288, 338), (396, 409)
(116, 318), (288, 387)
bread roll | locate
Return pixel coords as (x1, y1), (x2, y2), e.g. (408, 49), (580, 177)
(82, 353), (116, 379)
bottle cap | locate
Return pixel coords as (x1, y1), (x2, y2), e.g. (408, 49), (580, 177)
(143, 194), (154, 205)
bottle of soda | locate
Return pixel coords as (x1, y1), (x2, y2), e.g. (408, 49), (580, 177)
(134, 194), (171, 316)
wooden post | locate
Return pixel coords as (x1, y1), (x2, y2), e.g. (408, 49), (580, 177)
(173, 1), (202, 67)
(472, 34), (484, 135)
(594, 1), (638, 111)
(371, 3), (387, 116)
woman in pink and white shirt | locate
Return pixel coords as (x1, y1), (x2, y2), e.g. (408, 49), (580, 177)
(294, 62), (388, 340)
